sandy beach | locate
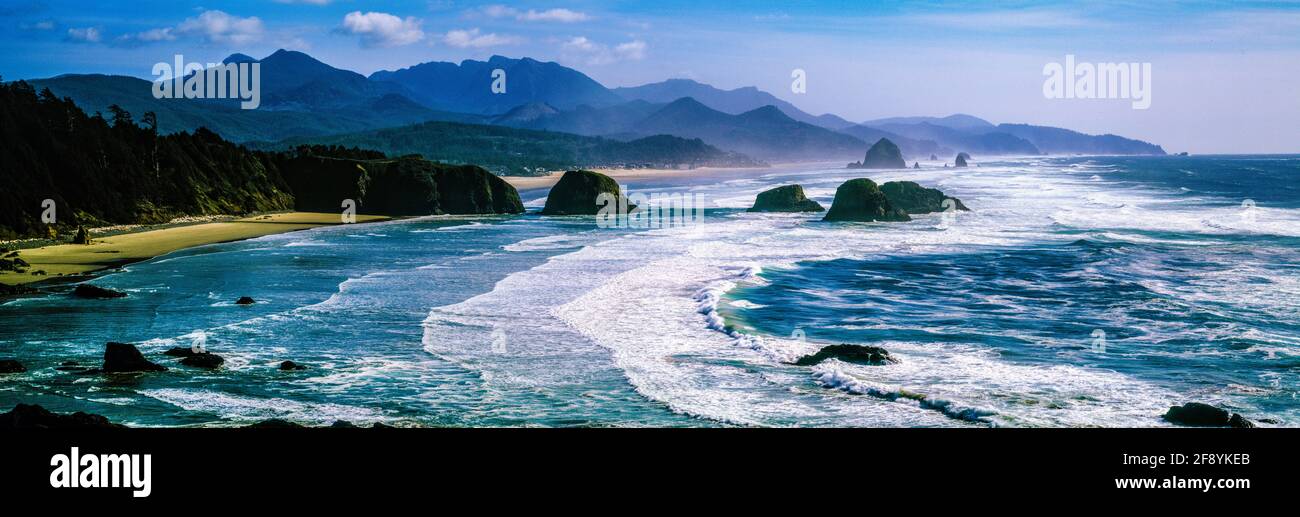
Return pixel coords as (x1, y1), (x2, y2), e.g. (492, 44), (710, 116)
(0, 212), (389, 286)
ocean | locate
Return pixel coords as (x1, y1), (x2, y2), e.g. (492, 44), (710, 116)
(1, 155), (1297, 427)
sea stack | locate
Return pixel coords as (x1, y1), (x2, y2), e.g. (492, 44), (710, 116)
(747, 185), (824, 212)
(541, 170), (634, 215)
(848, 138), (907, 169)
(880, 181), (970, 214)
(930, 154), (938, 161)
(102, 342), (166, 373)
(822, 179), (911, 222)
(955, 152), (971, 167)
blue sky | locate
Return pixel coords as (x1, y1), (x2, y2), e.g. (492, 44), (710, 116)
(3, 0), (1299, 152)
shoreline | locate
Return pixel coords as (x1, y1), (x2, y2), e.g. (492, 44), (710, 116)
(0, 212), (390, 289)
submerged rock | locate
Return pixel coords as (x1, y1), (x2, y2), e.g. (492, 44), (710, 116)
(822, 179), (911, 222)
(955, 152), (971, 167)
(73, 284), (127, 299)
(793, 344), (897, 366)
(848, 138), (907, 169)
(0, 403), (122, 429)
(1163, 402), (1254, 428)
(0, 359), (25, 373)
(747, 185), (824, 212)
(235, 296), (255, 305)
(279, 361), (308, 371)
(102, 342), (166, 373)
(541, 170), (634, 215)
(880, 181), (970, 214)
(179, 353), (225, 369)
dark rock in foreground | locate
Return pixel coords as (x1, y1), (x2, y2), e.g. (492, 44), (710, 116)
(0, 403), (122, 428)
(0, 283), (38, 297)
(246, 418), (304, 428)
(0, 359), (26, 373)
(747, 185), (824, 212)
(793, 344), (897, 366)
(1163, 402), (1254, 428)
(331, 420), (357, 428)
(279, 361), (308, 371)
(880, 181), (970, 214)
(235, 296), (255, 305)
(102, 342), (166, 373)
(955, 152), (971, 167)
(179, 353), (225, 369)
(848, 138), (907, 169)
(822, 179), (911, 222)
(541, 170), (634, 215)
(73, 284), (127, 299)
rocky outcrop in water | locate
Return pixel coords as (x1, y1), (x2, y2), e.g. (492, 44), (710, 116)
(880, 181), (970, 214)
(848, 138), (907, 169)
(793, 344), (897, 366)
(0, 403), (122, 428)
(955, 152), (970, 167)
(0, 359), (25, 373)
(179, 353), (225, 369)
(102, 342), (166, 373)
(73, 284), (126, 299)
(235, 296), (256, 305)
(747, 185), (824, 212)
(822, 179), (911, 222)
(541, 170), (634, 215)
(279, 361), (308, 371)
(1163, 402), (1254, 428)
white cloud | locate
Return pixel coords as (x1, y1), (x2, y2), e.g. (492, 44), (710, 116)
(561, 36), (646, 65)
(65, 27), (101, 43)
(122, 27), (176, 43)
(481, 5), (590, 23)
(340, 11), (425, 47)
(177, 10), (265, 45)
(443, 28), (522, 48)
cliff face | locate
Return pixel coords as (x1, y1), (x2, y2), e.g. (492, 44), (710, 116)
(276, 156), (523, 216)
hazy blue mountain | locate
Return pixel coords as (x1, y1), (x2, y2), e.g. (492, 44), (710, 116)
(253, 119), (763, 176)
(994, 124), (1166, 155)
(492, 99), (663, 136)
(874, 122), (1041, 156)
(631, 97), (865, 160)
(613, 78), (854, 130)
(208, 49), (416, 112)
(862, 114), (995, 131)
(370, 55), (623, 114)
(837, 125), (949, 158)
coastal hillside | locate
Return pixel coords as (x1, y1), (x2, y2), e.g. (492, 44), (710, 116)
(254, 119), (763, 175)
(0, 81), (524, 239)
(0, 80), (295, 240)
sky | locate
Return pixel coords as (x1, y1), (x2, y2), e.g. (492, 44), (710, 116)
(2, 0), (1299, 153)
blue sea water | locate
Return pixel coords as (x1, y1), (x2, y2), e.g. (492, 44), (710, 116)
(1, 155), (1297, 427)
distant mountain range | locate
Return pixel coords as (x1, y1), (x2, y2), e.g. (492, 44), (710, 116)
(23, 49), (1165, 167)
